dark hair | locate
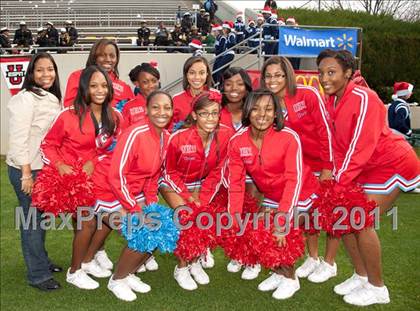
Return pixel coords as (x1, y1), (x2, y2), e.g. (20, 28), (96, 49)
(129, 63), (160, 83)
(316, 49), (357, 78)
(260, 56), (296, 97)
(146, 90), (173, 107)
(85, 39), (120, 77)
(182, 56), (213, 90)
(22, 52), (62, 100)
(73, 65), (116, 136)
(221, 67), (253, 107)
(242, 88), (284, 131)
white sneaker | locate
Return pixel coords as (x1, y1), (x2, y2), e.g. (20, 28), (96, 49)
(272, 277), (300, 300)
(227, 260), (242, 273)
(66, 268), (99, 290)
(334, 272), (368, 295)
(107, 275), (137, 302)
(137, 265), (146, 273)
(190, 262), (210, 285)
(258, 273), (284, 292)
(241, 264), (261, 280)
(308, 259), (337, 283)
(94, 250), (113, 270)
(174, 265), (198, 291)
(296, 256), (320, 278)
(343, 282), (390, 306)
(81, 260), (112, 278)
(200, 248), (215, 269)
(125, 274), (151, 293)
(145, 256), (159, 271)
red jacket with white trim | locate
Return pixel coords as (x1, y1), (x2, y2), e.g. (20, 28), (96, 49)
(108, 121), (170, 212)
(121, 94), (147, 126)
(219, 106), (244, 132)
(171, 88), (220, 131)
(63, 69), (134, 108)
(326, 81), (413, 188)
(40, 107), (99, 167)
(163, 124), (234, 205)
(283, 85), (333, 172)
(226, 126), (319, 223)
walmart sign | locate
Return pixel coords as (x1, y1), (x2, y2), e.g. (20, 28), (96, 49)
(278, 27), (359, 57)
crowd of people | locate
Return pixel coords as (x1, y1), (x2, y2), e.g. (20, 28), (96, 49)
(6, 33), (419, 307)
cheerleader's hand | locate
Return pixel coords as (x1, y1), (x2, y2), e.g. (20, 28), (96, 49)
(319, 169), (333, 181)
(273, 228), (287, 247)
(56, 162), (74, 176)
(82, 160), (94, 176)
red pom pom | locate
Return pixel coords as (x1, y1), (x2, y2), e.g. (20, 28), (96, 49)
(32, 163), (95, 216)
(313, 180), (377, 237)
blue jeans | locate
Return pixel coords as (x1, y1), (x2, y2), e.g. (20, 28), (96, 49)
(8, 165), (53, 285)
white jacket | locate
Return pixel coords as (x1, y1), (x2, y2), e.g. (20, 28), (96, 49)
(6, 89), (61, 170)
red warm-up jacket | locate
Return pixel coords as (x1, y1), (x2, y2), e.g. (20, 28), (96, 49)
(121, 94), (147, 126)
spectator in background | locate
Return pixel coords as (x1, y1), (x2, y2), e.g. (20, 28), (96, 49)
(170, 23), (187, 53)
(256, 14), (264, 29)
(154, 21), (170, 47)
(285, 17), (301, 69)
(234, 12), (246, 45)
(13, 21), (33, 48)
(261, 6), (278, 59)
(188, 25), (202, 42)
(137, 20), (151, 47)
(58, 28), (71, 53)
(0, 27), (12, 54)
(264, 0), (278, 10)
(388, 82), (414, 138)
(65, 20), (78, 45)
(176, 5), (183, 24)
(45, 22), (59, 47)
(246, 20), (259, 53)
(189, 38), (204, 57)
(35, 27), (49, 48)
(200, 12), (211, 36)
(181, 12), (193, 34)
(197, 8), (206, 31)
(203, 0), (218, 22)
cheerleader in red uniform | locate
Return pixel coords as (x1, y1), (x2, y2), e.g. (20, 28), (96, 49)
(317, 49), (419, 306)
(260, 56), (337, 283)
(40, 65), (120, 290)
(106, 90), (174, 302)
(160, 92), (233, 290)
(171, 56), (219, 131)
(63, 39), (134, 108)
(226, 89), (320, 300)
(121, 62), (160, 126)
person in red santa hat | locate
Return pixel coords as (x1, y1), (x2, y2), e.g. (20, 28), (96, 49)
(234, 12), (246, 44)
(388, 81), (414, 138)
(189, 39), (204, 57)
(212, 21), (236, 86)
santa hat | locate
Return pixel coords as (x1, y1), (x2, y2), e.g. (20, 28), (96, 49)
(236, 12), (243, 19)
(393, 82), (414, 99)
(248, 19), (255, 26)
(278, 17), (285, 25)
(211, 24), (222, 31)
(222, 21), (233, 30)
(271, 9), (278, 19)
(189, 39), (203, 49)
(261, 6), (271, 14)
(257, 14), (264, 21)
(286, 17), (296, 24)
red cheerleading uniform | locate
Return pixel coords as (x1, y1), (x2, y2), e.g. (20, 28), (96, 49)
(171, 88), (220, 131)
(121, 94), (147, 126)
(226, 126), (320, 224)
(63, 69), (134, 108)
(108, 121), (170, 212)
(283, 85), (333, 173)
(219, 106), (244, 132)
(163, 124), (234, 206)
(326, 81), (420, 194)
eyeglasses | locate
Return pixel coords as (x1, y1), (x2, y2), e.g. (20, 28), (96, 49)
(264, 73), (286, 80)
(197, 111), (220, 119)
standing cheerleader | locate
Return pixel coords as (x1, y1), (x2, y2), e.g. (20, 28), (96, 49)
(160, 92), (233, 290)
(317, 49), (419, 306)
(226, 89), (320, 299)
(122, 62), (160, 126)
(63, 39), (133, 108)
(107, 90), (174, 301)
(172, 56), (219, 132)
(260, 56), (337, 283)
(7, 52), (62, 291)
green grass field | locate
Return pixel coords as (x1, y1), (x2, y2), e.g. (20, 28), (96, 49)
(1, 157), (419, 311)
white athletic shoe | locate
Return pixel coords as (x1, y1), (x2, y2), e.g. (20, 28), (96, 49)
(227, 260), (242, 273)
(174, 265), (198, 291)
(125, 274), (151, 293)
(81, 260), (112, 278)
(107, 275), (137, 302)
(258, 273), (284, 292)
(272, 277), (300, 300)
(137, 265), (146, 273)
(343, 282), (390, 306)
(308, 259), (337, 283)
(66, 268), (99, 290)
(145, 256), (159, 271)
(190, 262), (210, 285)
(94, 250), (113, 270)
(296, 256), (320, 278)
(200, 248), (215, 269)
(334, 272), (368, 296)
(241, 264), (261, 280)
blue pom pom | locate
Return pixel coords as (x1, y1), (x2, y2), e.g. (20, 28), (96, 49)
(134, 87), (140, 96)
(121, 203), (180, 253)
(115, 99), (129, 113)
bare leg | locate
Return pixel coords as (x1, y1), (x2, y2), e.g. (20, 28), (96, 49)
(83, 216), (113, 263)
(69, 216), (97, 273)
(113, 247), (151, 279)
(306, 233), (319, 259)
(245, 182), (263, 201)
(342, 233), (367, 276)
(324, 235), (340, 265)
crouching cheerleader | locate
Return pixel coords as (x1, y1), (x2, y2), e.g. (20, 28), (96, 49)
(225, 89), (320, 300)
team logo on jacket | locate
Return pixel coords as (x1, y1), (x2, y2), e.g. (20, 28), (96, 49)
(112, 82), (123, 93)
(239, 147), (252, 157)
(130, 106), (144, 114)
(293, 100), (307, 118)
(181, 144), (197, 154)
